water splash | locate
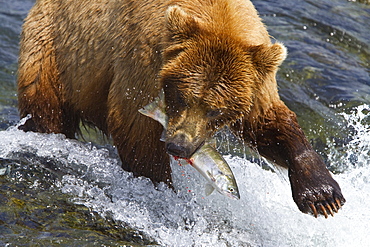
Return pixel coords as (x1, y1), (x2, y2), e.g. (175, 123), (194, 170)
(0, 109), (370, 246)
(327, 104), (370, 171)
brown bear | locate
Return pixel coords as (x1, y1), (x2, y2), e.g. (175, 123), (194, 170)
(18, 0), (345, 218)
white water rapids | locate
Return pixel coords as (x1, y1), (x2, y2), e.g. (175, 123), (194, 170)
(0, 106), (369, 247)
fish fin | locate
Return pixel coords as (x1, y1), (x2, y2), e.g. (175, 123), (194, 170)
(158, 113), (168, 128)
(139, 89), (168, 128)
(138, 89), (164, 118)
(138, 102), (159, 120)
(138, 107), (151, 117)
(160, 130), (166, 142)
(157, 89), (165, 108)
(205, 183), (215, 196)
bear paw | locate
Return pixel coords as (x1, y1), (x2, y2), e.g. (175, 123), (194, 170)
(289, 168), (345, 218)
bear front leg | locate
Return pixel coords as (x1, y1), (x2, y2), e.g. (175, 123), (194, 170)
(232, 102), (345, 218)
(107, 102), (173, 187)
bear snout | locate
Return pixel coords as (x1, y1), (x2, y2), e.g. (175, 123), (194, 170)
(165, 133), (198, 158)
(166, 142), (192, 158)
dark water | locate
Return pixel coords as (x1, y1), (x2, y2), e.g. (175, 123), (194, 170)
(0, 0), (369, 246)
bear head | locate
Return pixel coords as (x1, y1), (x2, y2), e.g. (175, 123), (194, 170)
(160, 5), (287, 158)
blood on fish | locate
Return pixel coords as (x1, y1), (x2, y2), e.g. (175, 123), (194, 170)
(173, 156), (194, 166)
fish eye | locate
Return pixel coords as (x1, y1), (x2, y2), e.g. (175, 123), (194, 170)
(229, 188), (234, 192)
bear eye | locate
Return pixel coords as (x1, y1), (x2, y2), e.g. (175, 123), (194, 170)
(207, 109), (222, 118)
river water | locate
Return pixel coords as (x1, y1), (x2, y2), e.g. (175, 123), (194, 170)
(0, 0), (369, 246)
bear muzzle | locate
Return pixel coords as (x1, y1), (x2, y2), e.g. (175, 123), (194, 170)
(165, 132), (201, 159)
(165, 110), (209, 158)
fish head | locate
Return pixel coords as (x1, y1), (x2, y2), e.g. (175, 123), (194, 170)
(216, 174), (240, 200)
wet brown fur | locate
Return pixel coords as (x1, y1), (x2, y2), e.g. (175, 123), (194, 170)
(18, 0), (344, 217)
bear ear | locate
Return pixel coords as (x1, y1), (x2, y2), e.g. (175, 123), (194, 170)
(250, 43), (287, 76)
(165, 5), (200, 42)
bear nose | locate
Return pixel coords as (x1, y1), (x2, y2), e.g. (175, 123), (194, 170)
(166, 142), (192, 158)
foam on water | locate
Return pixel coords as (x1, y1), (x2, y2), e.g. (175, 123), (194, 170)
(327, 105), (370, 170)
(0, 106), (369, 246)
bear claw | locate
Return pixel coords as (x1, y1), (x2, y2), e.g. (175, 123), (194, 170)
(308, 197), (343, 218)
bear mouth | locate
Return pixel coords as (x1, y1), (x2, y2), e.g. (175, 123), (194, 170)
(165, 140), (205, 159)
